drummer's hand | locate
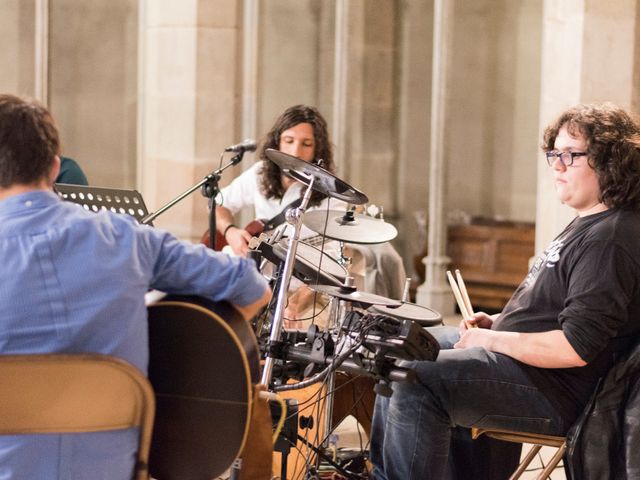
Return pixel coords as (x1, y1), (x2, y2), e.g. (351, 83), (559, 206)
(225, 227), (253, 256)
(284, 285), (315, 328)
(458, 311), (495, 335)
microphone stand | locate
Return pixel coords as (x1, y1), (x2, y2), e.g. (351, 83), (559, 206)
(140, 152), (246, 250)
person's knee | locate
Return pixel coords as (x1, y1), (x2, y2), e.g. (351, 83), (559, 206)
(427, 325), (460, 349)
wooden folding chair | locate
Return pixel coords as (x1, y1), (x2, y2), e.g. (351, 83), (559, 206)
(471, 427), (566, 480)
(0, 354), (155, 480)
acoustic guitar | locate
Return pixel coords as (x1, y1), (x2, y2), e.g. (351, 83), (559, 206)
(201, 198), (303, 251)
(146, 295), (260, 480)
(200, 218), (266, 251)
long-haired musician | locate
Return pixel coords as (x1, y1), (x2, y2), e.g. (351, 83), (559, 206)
(216, 104), (340, 256)
(216, 104), (345, 324)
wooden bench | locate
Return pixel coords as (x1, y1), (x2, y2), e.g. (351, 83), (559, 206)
(414, 219), (535, 311)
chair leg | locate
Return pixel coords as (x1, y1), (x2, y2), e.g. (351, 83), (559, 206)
(509, 445), (542, 480)
(536, 443), (566, 480)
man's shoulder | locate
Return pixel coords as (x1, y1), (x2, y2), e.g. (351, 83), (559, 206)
(592, 209), (640, 236)
(581, 209), (640, 258)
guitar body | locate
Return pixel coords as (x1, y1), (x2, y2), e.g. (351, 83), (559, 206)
(200, 219), (267, 251)
(147, 295), (260, 480)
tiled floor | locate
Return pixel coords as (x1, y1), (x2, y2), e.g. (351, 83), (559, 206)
(517, 445), (566, 479)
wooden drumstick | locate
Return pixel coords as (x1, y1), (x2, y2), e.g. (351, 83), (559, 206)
(455, 269), (474, 316)
(455, 269), (477, 329)
(446, 270), (473, 329)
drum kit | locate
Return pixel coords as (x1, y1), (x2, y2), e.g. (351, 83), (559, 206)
(254, 149), (442, 478)
(258, 148), (442, 380)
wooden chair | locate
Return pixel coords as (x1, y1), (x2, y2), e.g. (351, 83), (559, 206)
(471, 427), (566, 480)
(0, 354), (155, 480)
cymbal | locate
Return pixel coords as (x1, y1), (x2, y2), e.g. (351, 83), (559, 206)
(370, 302), (443, 327)
(308, 284), (402, 307)
(303, 210), (398, 244)
(265, 149), (368, 205)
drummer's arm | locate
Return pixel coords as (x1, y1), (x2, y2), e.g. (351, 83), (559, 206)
(234, 286), (272, 321)
(216, 205), (252, 255)
(284, 285), (316, 326)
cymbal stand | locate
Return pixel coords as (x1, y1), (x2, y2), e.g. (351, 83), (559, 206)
(335, 241), (351, 267)
(261, 175), (317, 387)
(320, 285), (349, 449)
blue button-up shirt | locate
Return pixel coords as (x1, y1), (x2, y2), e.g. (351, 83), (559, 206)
(0, 190), (268, 479)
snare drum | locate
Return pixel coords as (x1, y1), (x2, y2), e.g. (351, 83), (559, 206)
(273, 239), (348, 286)
(370, 302), (443, 327)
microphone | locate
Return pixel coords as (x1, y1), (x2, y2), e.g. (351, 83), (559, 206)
(225, 139), (257, 153)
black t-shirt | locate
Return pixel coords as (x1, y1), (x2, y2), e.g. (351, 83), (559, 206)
(493, 209), (640, 422)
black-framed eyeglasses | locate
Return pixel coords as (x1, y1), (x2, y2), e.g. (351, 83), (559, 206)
(545, 151), (588, 167)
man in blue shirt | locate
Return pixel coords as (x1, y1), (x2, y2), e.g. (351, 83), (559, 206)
(0, 93), (271, 479)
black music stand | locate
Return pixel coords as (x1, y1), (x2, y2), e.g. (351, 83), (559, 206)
(54, 183), (151, 225)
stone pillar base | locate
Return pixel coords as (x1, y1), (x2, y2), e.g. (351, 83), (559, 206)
(415, 254), (455, 317)
(415, 282), (455, 317)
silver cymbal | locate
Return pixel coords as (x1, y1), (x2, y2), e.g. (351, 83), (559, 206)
(308, 284), (402, 307)
(370, 302), (443, 327)
(265, 149), (368, 205)
(303, 210), (398, 244)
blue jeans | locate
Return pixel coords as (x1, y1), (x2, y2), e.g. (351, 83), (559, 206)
(370, 326), (570, 480)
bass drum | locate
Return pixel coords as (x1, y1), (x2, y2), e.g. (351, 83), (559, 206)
(272, 372), (375, 479)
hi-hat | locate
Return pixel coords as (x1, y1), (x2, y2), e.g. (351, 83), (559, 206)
(303, 210), (398, 244)
(308, 284), (402, 307)
(265, 149), (368, 205)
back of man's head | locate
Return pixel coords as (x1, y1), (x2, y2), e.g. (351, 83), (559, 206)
(0, 94), (60, 189)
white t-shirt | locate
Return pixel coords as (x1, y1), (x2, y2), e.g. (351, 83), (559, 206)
(220, 161), (346, 240)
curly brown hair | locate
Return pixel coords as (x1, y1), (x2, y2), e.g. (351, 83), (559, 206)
(258, 104), (334, 207)
(0, 94), (60, 188)
(542, 103), (640, 210)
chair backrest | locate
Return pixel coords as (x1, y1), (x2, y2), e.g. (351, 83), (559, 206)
(0, 354), (155, 480)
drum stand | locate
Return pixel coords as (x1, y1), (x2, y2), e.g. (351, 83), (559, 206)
(259, 203), (358, 474)
(259, 178), (346, 478)
(260, 176), (317, 386)
(319, 295), (342, 450)
(336, 241), (352, 268)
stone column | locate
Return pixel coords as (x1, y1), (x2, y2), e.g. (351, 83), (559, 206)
(536, 0), (639, 251)
(332, 0), (349, 173)
(0, 0), (36, 95)
(240, 0), (259, 141)
(34, 0), (48, 103)
(396, 0), (432, 282)
(415, 0), (454, 316)
(138, 0), (241, 240)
